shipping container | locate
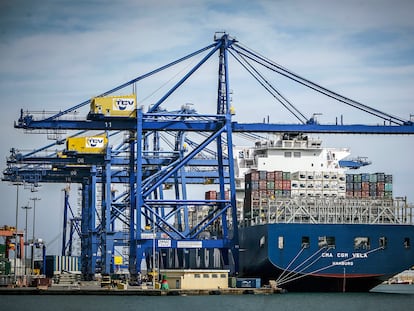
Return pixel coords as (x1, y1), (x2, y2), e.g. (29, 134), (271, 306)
(384, 183), (393, 192)
(338, 174), (346, 182)
(385, 175), (393, 183)
(274, 171), (283, 180)
(353, 174), (362, 182)
(353, 182), (362, 191)
(259, 171), (267, 180)
(45, 255), (81, 278)
(369, 174), (377, 183)
(205, 190), (217, 200)
(275, 190), (283, 197)
(275, 180), (283, 190)
(250, 171), (259, 181)
(282, 172), (291, 180)
(376, 173), (385, 182)
(259, 180), (267, 190)
(282, 180), (291, 190)
(90, 94), (137, 118)
(292, 171), (306, 180)
(266, 181), (275, 190)
(321, 172), (328, 180)
(236, 278), (261, 288)
(361, 173), (370, 182)
(282, 190), (291, 198)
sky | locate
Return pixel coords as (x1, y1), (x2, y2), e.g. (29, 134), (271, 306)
(0, 0), (414, 255)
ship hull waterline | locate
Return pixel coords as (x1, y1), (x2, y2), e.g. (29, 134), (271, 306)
(238, 223), (414, 292)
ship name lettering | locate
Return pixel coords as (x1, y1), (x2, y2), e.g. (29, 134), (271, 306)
(352, 253), (368, 258)
(333, 261), (354, 266)
(336, 252), (349, 258)
(322, 252), (333, 258)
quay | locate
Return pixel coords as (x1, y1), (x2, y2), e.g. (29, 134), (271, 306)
(0, 285), (283, 296)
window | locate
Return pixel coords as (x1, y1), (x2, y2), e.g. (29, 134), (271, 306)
(203, 274), (210, 278)
(354, 237), (370, 250)
(379, 237), (387, 249)
(212, 274), (218, 278)
(318, 236), (336, 249)
(294, 152), (301, 158)
(220, 274), (227, 278)
(302, 236), (310, 248)
(278, 236), (284, 249)
(284, 151), (292, 158)
(194, 274), (201, 278)
(404, 238), (410, 249)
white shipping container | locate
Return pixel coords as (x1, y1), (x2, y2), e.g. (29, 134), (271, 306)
(314, 172), (323, 180)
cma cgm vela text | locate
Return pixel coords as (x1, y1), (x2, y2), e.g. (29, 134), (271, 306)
(235, 133), (414, 292)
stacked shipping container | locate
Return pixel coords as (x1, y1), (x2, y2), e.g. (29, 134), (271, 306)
(205, 171), (393, 220)
(346, 173), (393, 199)
(244, 170), (291, 218)
(0, 244), (11, 275)
(291, 171), (346, 198)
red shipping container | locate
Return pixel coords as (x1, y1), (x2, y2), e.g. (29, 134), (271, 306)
(377, 182), (385, 191)
(266, 171), (275, 180)
(274, 171), (283, 180)
(282, 180), (291, 190)
(205, 190), (217, 200)
(250, 171), (259, 180)
(259, 180), (267, 190)
(275, 180), (283, 190)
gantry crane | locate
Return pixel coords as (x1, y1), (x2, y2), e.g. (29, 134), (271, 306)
(3, 33), (414, 280)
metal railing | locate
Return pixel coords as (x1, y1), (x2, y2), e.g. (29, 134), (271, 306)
(243, 197), (413, 226)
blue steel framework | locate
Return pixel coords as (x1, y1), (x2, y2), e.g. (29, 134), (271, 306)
(3, 33), (414, 279)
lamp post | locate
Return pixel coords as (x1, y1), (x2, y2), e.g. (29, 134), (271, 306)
(30, 197), (41, 274)
(21, 204), (32, 275)
(12, 181), (23, 282)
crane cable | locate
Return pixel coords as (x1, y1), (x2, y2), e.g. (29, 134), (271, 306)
(233, 42), (408, 125)
(228, 47), (307, 124)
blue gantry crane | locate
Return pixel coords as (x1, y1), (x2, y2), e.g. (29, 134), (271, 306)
(3, 33), (414, 280)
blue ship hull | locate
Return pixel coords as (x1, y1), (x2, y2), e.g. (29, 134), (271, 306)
(239, 223), (414, 292)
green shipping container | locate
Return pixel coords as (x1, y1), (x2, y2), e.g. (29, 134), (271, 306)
(283, 172), (291, 180)
(384, 183), (393, 192)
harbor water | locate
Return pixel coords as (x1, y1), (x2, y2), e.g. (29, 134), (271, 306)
(1, 292), (413, 311)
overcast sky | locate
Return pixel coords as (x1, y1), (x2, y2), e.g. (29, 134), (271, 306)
(1, 0), (413, 255)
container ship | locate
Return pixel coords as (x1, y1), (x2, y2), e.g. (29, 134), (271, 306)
(234, 133), (414, 292)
